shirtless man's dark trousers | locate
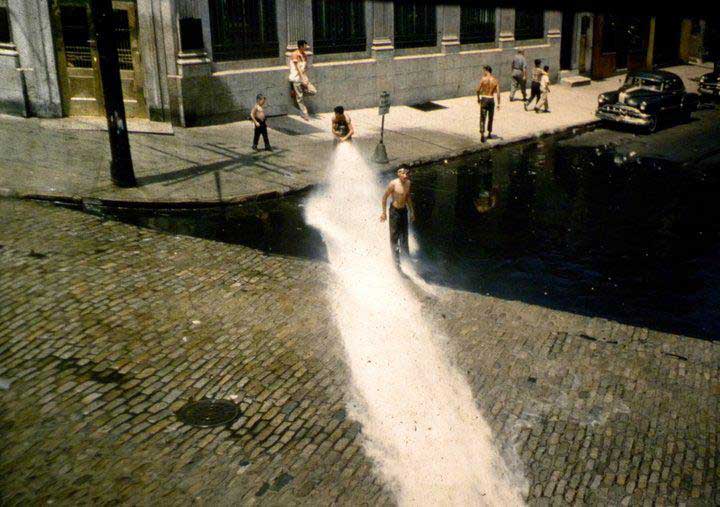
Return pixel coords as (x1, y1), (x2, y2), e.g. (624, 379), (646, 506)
(479, 98), (495, 138)
(389, 206), (409, 266)
(381, 167), (413, 268)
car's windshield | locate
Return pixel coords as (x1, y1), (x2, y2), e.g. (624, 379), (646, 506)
(625, 76), (663, 91)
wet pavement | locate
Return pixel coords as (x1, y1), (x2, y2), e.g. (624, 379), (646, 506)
(2, 117), (720, 505)
(1, 194), (718, 505)
(101, 132), (720, 341)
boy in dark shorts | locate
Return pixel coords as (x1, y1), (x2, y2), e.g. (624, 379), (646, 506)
(251, 94), (272, 151)
(525, 59), (543, 111)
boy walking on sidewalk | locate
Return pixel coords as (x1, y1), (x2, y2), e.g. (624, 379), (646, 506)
(509, 49), (527, 102)
(525, 59), (543, 111)
(476, 65), (500, 143)
(251, 94), (273, 151)
(535, 66), (551, 113)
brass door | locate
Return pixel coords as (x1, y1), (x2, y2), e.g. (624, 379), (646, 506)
(52, 0), (147, 118)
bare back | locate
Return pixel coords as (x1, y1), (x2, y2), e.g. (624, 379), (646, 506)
(477, 75), (499, 98)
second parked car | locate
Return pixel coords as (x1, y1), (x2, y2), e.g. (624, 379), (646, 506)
(596, 70), (699, 133)
(698, 62), (720, 99)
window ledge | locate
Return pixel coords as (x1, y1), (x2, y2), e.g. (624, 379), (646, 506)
(314, 58), (375, 68)
(459, 47), (503, 56)
(514, 39), (549, 49)
(211, 56), (285, 74)
(0, 43), (18, 56)
(313, 50), (372, 64)
(212, 65), (285, 77)
(394, 52), (444, 61)
(459, 41), (499, 52)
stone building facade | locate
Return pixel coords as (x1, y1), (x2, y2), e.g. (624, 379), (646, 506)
(0, 1), (564, 126)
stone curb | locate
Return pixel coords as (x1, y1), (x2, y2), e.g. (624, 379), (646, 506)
(2, 120), (600, 211)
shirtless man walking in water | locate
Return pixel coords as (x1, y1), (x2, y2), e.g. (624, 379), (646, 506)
(380, 167), (414, 266)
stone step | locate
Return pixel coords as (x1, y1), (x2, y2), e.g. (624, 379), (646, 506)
(560, 75), (592, 87)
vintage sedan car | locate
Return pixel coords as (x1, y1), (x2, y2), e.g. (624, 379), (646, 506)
(596, 70), (699, 133)
(698, 63), (720, 99)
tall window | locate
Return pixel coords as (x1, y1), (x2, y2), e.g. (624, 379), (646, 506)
(460, 6), (495, 44)
(515, 8), (544, 41)
(394, 1), (436, 49)
(0, 0), (12, 44)
(313, 0), (366, 54)
(59, 6), (92, 68)
(209, 0), (278, 61)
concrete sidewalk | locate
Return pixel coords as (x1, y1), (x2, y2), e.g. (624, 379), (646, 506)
(0, 65), (708, 207)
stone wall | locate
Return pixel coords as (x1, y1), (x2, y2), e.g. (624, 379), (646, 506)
(6, 0), (61, 117)
(0, 0), (562, 124)
(175, 2), (562, 126)
(0, 43), (25, 116)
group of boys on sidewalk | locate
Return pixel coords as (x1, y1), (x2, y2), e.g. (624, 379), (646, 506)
(475, 49), (552, 141)
(250, 40), (353, 151)
(251, 42), (551, 150)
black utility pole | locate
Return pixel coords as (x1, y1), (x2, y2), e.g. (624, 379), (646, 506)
(90, 0), (136, 187)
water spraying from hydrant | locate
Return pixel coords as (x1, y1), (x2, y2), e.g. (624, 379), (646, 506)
(305, 143), (525, 506)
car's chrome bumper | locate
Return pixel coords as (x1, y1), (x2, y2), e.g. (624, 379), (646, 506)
(595, 106), (652, 126)
(698, 84), (720, 96)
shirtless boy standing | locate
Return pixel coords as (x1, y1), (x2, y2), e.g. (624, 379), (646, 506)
(380, 167), (414, 266)
(476, 65), (500, 143)
(289, 40), (317, 120)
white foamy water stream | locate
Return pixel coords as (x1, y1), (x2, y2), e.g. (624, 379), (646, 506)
(304, 143), (525, 506)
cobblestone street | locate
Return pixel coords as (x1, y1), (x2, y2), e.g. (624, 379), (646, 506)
(1, 199), (718, 506)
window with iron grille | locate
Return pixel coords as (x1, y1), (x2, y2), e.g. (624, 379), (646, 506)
(209, 0), (278, 61)
(515, 8), (544, 41)
(312, 0), (365, 55)
(460, 5), (495, 44)
(60, 5), (92, 68)
(394, 1), (437, 49)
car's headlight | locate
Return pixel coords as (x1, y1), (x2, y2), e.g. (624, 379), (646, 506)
(639, 101), (647, 111)
(598, 96), (606, 104)
(700, 75), (706, 83)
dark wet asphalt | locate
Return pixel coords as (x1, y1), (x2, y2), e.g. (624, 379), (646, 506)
(95, 132), (720, 341)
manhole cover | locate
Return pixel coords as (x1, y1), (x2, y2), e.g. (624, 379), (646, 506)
(176, 399), (240, 427)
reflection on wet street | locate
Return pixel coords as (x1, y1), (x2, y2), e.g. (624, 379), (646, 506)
(410, 141), (720, 340)
(100, 134), (720, 340)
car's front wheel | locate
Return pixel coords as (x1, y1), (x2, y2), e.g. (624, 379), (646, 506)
(646, 115), (659, 134)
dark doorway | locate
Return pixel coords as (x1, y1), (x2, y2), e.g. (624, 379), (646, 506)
(704, 21), (719, 63)
(560, 11), (575, 70)
(653, 16), (681, 67)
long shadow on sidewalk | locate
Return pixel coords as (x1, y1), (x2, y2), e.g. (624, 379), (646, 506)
(133, 143), (305, 189)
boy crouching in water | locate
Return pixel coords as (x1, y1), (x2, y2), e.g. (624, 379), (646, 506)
(331, 105), (354, 142)
(251, 94), (273, 151)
